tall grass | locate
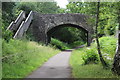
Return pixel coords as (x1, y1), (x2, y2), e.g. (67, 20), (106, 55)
(50, 38), (85, 50)
(70, 36), (119, 78)
(2, 39), (60, 78)
(69, 41), (85, 48)
(99, 36), (117, 64)
(50, 38), (70, 50)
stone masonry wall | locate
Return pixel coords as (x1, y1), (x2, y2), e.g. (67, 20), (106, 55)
(31, 12), (93, 45)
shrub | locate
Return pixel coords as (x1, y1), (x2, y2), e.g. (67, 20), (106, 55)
(73, 36), (117, 65)
(50, 38), (69, 50)
(2, 27), (13, 42)
(99, 36), (117, 63)
(82, 47), (99, 65)
(2, 39), (27, 56)
(99, 36), (117, 58)
(69, 41), (85, 48)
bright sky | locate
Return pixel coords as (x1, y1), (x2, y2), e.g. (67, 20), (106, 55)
(54, 0), (69, 8)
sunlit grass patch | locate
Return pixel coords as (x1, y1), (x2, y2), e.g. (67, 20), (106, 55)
(72, 64), (119, 78)
(2, 39), (60, 78)
(50, 38), (70, 50)
(70, 36), (119, 78)
(70, 50), (119, 78)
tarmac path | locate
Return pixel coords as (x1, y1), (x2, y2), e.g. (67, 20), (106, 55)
(27, 50), (72, 78)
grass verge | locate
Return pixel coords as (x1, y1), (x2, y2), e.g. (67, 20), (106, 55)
(2, 39), (60, 78)
(70, 36), (119, 78)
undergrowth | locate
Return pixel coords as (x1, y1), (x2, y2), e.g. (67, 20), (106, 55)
(50, 38), (69, 50)
(70, 36), (119, 78)
(50, 38), (85, 50)
(2, 39), (60, 78)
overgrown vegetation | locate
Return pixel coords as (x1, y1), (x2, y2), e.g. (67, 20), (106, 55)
(50, 38), (69, 50)
(2, 2), (87, 48)
(49, 26), (87, 46)
(95, 2), (108, 68)
(2, 39), (60, 78)
(2, 1), (120, 78)
(50, 38), (85, 50)
(66, 2), (119, 37)
(70, 36), (119, 78)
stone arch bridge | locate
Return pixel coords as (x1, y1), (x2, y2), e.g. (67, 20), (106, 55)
(7, 11), (94, 46)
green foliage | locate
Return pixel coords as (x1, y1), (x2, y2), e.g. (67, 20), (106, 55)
(2, 39), (27, 56)
(57, 8), (66, 13)
(15, 2), (37, 14)
(70, 41), (99, 65)
(50, 38), (69, 50)
(82, 48), (99, 64)
(2, 30), (13, 42)
(2, 39), (60, 78)
(50, 38), (86, 50)
(2, 2), (16, 41)
(14, 2), (59, 14)
(99, 36), (117, 64)
(77, 36), (117, 65)
(50, 26), (87, 45)
(71, 64), (119, 78)
(66, 2), (119, 36)
(2, 2), (59, 41)
(69, 41), (85, 48)
(2, 22), (13, 41)
(35, 2), (59, 14)
(70, 50), (118, 78)
(2, 2), (16, 27)
(70, 36), (118, 78)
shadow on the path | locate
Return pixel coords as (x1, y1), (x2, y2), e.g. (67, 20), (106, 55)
(63, 49), (74, 52)
(63, 45), (85, 52)
(73, 45), (85, 49)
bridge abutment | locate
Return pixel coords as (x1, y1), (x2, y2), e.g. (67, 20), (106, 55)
(87, 32), (92, 46)
(30, 12), (93, 46)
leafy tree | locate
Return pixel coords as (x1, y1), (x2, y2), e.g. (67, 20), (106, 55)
(14, 2), (59, 14)
(95, 1), (108, 68)
(2, 2), (59, 41)
(2, 2), (16, 27)
(2, 2), (16, 41)
(112, 1), (120, 75)
(66, 2), (118, 37)
(36, 2), (59, 13)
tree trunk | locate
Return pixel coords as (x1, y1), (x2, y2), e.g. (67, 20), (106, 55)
(95, 1), (108, 67)
(112, 3), (120, 75)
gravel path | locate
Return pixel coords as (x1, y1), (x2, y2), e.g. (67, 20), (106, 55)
(27, 50), (72, 78)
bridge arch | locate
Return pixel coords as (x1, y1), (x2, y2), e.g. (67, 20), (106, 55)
(46, 23), (90, 46)
(31, 12), (93, 46)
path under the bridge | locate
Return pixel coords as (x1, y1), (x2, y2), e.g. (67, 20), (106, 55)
(27, 50), (72, 78)
(26, 45), (84, 78)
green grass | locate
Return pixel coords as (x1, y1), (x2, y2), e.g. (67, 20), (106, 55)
(69, 41), (85, 48)
(70, 50), (119, 78)
(50, 38), (85, 50)
(2, 39), (60, 78)
(50, 38), (70, 50)
(70, 36), (119, 78)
